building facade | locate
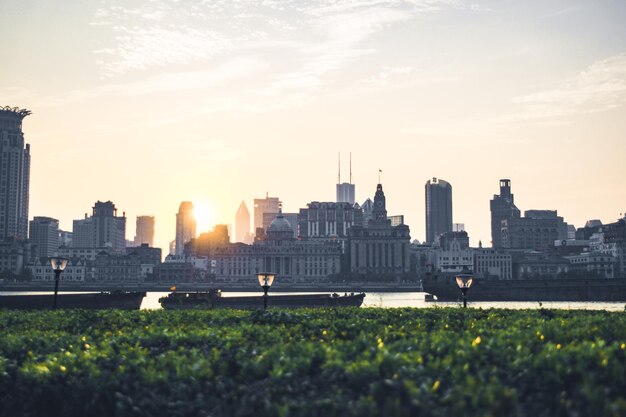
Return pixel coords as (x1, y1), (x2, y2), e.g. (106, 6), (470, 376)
(474, 248), (513, 279)
(425, 177), (452, 244)
(73, 201), (126, 252)
(175, 201), (196, 256)
(29, 216), (60, 259)
(0, 107), (31, 240)
(347, 184), (411, 276)
(253, 194), (280, 232)
(134, 215), (155, 247)
(490, 179), (521, 248)
(298, 202), (363, 242)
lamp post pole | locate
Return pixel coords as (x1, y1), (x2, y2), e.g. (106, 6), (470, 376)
(263, 285), (270, 310)
(53, 269), (61, 310)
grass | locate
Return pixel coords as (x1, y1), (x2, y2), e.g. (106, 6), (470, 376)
(1, 308), (625, 417)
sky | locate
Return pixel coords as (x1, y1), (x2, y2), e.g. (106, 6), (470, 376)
(1, 0), (625, 251)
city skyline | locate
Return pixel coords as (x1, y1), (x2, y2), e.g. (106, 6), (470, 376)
(1, 1), (625, 251)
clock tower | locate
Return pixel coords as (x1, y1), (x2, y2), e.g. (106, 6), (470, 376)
(371, 183), (389, 224)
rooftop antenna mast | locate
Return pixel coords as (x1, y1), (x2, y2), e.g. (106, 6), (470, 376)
(338, 152), (341, 183)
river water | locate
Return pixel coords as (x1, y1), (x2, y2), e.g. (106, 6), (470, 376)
(1, 291), (625, 311)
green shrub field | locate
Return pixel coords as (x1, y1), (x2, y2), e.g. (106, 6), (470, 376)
(1, 308), (625, 417)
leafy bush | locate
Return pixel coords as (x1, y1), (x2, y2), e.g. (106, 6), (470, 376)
(0, 308), (625, 417)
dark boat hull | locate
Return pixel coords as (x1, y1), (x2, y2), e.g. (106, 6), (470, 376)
(0, 292), (146, 310)
(160, 292), (365, 309)
(422, 277), (626, 302)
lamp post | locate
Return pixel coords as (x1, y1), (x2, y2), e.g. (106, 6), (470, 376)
(49, 257), (69, 310)
(455, 273), (473, 308)
(257, 273), (275, 310)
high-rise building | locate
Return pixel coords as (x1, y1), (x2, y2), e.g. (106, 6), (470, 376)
(253, 194), (280, 232)
(29, 216), (60, 259)
(72, 201), (126, 252)
(0, 107), (31, 240)
(336, 153), (356, 205)
(175, 201), (196, 256)
(235, 201), (250, 243)
(425, 177), (452, 243)
(134, 215), (155, 247)
(490, 179), (520, 248)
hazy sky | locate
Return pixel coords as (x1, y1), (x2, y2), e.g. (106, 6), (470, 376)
(2, 0), (625, 251)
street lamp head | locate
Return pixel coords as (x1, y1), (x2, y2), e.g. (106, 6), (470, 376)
(49, 257), (69, 272)
(257, 273), (275, 288)
(455, 274), (473, 289)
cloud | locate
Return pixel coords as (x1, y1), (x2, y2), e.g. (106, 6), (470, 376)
(511, 53), (626, 118)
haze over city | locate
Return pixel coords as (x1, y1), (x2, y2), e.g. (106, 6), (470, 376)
(1, 0), (625, 250)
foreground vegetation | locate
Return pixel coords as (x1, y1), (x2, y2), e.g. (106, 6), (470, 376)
(1, 308), (625, 417)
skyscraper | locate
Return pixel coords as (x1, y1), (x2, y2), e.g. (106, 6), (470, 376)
(73, 201), (127, 252)
(235, 201), (250, 243)
(425, 177), (453, 244)
(490, 179), (520, 248)
(336, 153), (356, 205)
(0, 107), (31, 240)
(175, 201), (196, 255)
(253, 194), (280, 232)
(134, 215), (155, 247)
(29, 216), (59, 259)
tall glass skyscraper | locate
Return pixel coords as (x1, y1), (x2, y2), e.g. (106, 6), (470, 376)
(0, 107), (31, 240)
(425, 177), (453, 244)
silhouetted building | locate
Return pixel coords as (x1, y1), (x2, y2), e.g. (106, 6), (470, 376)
(134, 215), (155, 247)
(59, 230), (73, 247)
(253, 194), (280, 231)
(235, 201), (251, 243)
(175, 201), (196, 256)
(438, 230), (469, 251)
(388, 215), (404, 227)
(72, 201), (126, 253)
(490, 179), (520, 248)
(185, 224), (230, 257)
(0, 107), (31, 240)
(347, 183), (411, 276)
(28, 257), (89, 282)
(298, 202), (363, 253)
(361, 198), (373, 225)
(425, 177), (452, 243)
(29, 216), (59, 259)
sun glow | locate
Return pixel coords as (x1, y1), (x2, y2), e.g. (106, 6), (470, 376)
(192, 200), (214, 235)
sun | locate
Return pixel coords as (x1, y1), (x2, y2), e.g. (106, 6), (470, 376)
(192, 200), (214, 235)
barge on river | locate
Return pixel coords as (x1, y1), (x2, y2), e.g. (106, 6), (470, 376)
(159, 290), (365, 309)
(0, 291), (146, 310)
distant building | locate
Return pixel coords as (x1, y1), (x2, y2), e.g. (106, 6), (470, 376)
(175, 201), (196, 256)
(235, 201), (251, 243)
(134, 215), (155, 247)
(474, 248), (512, 279)
(502, 210), (566, 252)
(438, 231), (469, 251)
(59, 230), (73, 247)
(29, 216), (59, 259)
(59, 246), (112, 262)
(72, 201), (126, 253)
(253, 194), (280, 232)
(361, 198), (373, 225)
(0, 107), (31, 240)
(567, 252), (615, 278)
(336, 153), (356, 205)
(263, 212), (298, 239)
(94, 251), (143, 283)
(0, 237), (31, 276)
(185, 224), (230, 257)
(388, 215), (404, 227)
(28, 257), (89, 282)
(490, 179), (520, 248)
(425, 178), (452, 244)
(347, 183), (411, 276)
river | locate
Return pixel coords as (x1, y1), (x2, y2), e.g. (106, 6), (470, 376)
(1, 291), (625, 311)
